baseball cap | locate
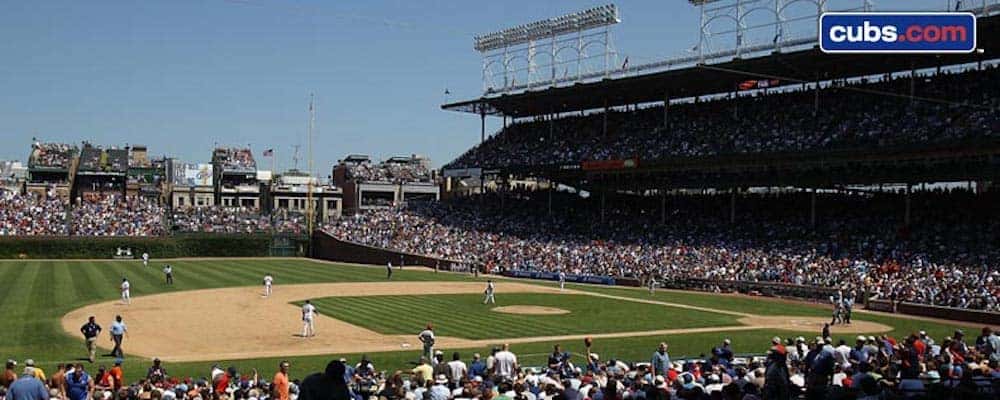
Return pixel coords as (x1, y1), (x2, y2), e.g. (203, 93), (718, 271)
(24, 359), (34, 367)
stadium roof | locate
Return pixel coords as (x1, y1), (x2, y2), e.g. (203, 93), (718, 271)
(443, 14), (1000, 118)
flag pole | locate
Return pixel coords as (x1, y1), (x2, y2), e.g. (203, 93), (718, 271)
(307, 93), (315, 253)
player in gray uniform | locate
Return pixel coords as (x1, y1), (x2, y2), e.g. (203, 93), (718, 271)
(483, 280), (496, 304)
(418, 323), (436, 360)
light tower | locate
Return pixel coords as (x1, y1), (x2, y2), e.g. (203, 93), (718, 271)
(475, 4), (621, 95)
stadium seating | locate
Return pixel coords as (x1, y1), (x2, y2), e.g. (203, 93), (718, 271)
(446, 67), (1000, 169)
(324, 190), (999, 311)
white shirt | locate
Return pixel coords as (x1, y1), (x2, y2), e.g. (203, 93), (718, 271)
(163, 266), (172, 274)
(493, 350), (517, 377)
(486, 282), (495, 294)
(121, 281), (130, 291)
(302, 303), (316, 320)
(264, 275), (273, 285)
(559, 272), (565, 281)
(447, 360), (467, 382)
(834, 345), (851, 368)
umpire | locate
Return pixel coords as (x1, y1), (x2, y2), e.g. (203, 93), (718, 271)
(80, 316), (102, 363)
(110, 315), (127, 358)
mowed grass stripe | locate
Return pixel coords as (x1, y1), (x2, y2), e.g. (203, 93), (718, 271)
(415, 295), (550, 336)
(50, 262), (81, 309)
(315, 293), (737, 340)
(385, 295), (494, 335)
(575, 285), (830, 318)
(319, 298), (403, 334)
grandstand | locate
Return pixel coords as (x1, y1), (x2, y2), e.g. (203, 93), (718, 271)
(333, 154), (439, 212)
(212, 147), (261, 209)
(72, 142), (131, 202)
(26, 140), (79, 198)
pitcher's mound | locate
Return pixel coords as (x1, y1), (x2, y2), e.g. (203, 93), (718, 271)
(492, 305), (570, 315)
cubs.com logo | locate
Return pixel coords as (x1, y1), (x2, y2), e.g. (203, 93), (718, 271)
(820, 12), (977, 54)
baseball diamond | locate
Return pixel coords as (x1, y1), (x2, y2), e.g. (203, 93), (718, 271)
(0, 258), (970, 382)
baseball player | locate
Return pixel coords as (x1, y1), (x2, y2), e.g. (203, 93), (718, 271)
(418, 323), (435, 360)
(141, 252), (149, 267)
(301, 300), (316, 338)
(386, 263), (393, 280)
(120, 278), (131, 305)
(163, 264), (173, 285)
(558, 271), (566, 291)
(648, 276), (656, 295)
(830, 290), (844, 325)
(263, 273), (274, 297)
(483, 280), (496, 304)
(843, 291), (854, 325)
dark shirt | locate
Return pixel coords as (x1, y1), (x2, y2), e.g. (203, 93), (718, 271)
(299, 372), (351, 400)
(80, 322), (102, 339)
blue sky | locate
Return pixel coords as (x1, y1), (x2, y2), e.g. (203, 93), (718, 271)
(0, 0), (957, 173)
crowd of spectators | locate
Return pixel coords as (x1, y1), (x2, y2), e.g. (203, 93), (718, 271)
(446, 66), (999, 169)
(326, 189), (999, 311)
(215, 149), (256, 171)
(77, 145), (129, 173)
(345, 162), (432, 184)
(169, 206), (307, 234)
(0, 191), (68, 236)
(70, 193), (166, 237)
(3, 326), (997, 400)
(29, 142), (78, 170)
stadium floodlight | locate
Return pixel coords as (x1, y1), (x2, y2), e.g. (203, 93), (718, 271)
(473, 4), (620, 52)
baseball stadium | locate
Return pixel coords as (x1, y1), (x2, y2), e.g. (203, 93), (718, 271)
(1, 1), (999, 400)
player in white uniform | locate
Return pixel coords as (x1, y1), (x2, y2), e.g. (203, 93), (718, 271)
(142, 253), (149, 267)
(263, 273), (274, 297)
(120, 278), (131, 305)
(483, 280), (496, 304)
(301, 300), (316, 337)
(648, 276), (656, 295)
(558, 271), (566, 291)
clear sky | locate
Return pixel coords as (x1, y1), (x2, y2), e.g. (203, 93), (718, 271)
(0, 0), (959, 174)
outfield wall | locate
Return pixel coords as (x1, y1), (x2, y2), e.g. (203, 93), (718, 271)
(867, 299), (1000, 325)
(311, 230), (474, 273)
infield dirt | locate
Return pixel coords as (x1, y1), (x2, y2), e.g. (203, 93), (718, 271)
(62, 281), (891, 362)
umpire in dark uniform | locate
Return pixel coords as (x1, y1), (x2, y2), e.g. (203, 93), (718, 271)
(80, 316), (102, 363)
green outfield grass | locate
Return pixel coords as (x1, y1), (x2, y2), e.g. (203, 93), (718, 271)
(308, 293), (735, 339)
(0, 258), (971, 384)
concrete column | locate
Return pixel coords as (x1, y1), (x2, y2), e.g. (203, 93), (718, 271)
(479, 110), (486, 195)
(601, 187), (606, 223)
(904, 185), (912, 225)
(810, 189), (817, 227)
(662, 91), (670, 129)
(603, 99), (609, 137)
(730, 188), (736, 224)
(548, 181), (553, 215)
(661, 191), (667, 225)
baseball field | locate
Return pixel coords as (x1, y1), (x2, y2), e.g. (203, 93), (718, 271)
(0, 258), (973, 381)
